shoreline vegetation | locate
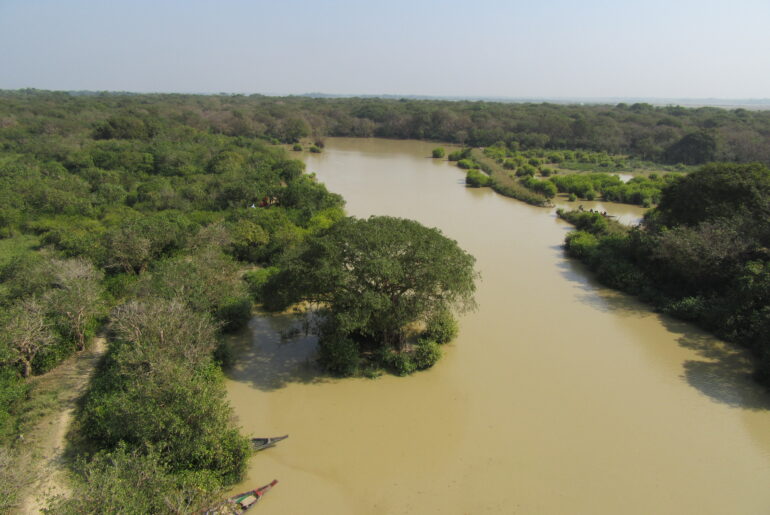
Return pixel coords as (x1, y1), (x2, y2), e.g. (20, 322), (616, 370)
(1, 89), (769, 511)
(556, 162), (770, 385)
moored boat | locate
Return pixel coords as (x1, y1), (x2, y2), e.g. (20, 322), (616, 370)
(250, 434), (288, 452)
(205, 480), (278, 514)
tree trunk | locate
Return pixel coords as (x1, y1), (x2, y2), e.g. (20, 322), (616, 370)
(21, 358), (31, 378)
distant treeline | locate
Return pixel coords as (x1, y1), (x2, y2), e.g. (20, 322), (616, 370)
(2, 89), (770, 165)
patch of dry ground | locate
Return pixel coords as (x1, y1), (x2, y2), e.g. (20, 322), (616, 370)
(14, 338), (106, 515)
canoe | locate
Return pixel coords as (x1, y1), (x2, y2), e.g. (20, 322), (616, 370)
(250, 434), (288, 452)
(205, 480), (278, 514)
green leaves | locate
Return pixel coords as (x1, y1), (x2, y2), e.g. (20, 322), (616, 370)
(268, 216), (478, 374)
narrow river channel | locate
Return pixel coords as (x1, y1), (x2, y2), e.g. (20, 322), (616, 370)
(225, 138), (770, 514)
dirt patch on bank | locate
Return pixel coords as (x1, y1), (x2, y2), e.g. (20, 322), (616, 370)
(15, 338), (106, 514)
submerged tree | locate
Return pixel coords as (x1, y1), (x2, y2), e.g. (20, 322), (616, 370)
(267, 216), (478, 373)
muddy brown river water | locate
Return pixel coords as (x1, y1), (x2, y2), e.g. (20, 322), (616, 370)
(225, 138), (770, 514)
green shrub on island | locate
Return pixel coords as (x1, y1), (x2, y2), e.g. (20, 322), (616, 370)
(515, 164), (537, 177)
(564, 230), (599, 259)
(457, 159), (476, 170)
(413, 340), (442, 370)
(309, 145), (322, 153)
(317, 328), (360, 377)
(448, 148), (472, 162)
(422, 309), (459, 344)
(521, 177), (557, 198)
(292, 143), (303, 151)
(432, 147), (445, 158)
(383, 349), (417, 376)
(466, 169), (490, 187)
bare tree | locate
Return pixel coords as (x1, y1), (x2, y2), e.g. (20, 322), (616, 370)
(45, 258), (105, 351)
(109, 298), (219, 368)
(2, 298), (55, 377)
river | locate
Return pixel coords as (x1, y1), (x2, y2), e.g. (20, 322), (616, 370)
(225, 138), (770, 514)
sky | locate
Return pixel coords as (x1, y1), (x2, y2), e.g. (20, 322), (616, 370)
(1, 0), (769, 99)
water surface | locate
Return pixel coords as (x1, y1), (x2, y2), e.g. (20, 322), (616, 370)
(226, 138), (770, 514)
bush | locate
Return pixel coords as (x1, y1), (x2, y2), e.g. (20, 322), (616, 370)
(243, 267), (279, 302)
(663, 296), (708, 321)
(432, 147), (445, 158)
(49, 445), (223, 515)
(216, 296), (252, 332)
(423, 310), (458, 344)
(384, 350), (416, 376)
(318, 332), (359, 377)
(309, 145), (322, 153)
(0, 368), (28, 443)
(466, 169), (490, 187)
(413, 340), (442, 370)
(564, 231), (599, 259)
(515, 164), (536, 177)
(457, 159), (475, 170)
(292, 143), (303, 151)
(448, 150), (463, 161)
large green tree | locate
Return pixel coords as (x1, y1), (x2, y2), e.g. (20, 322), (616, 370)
(268, 216), (477, 371)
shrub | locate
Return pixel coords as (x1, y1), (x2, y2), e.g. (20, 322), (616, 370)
(457, 159), (475, 170)
(413, 340), (442, 370)
(48, 445), (223, 515)
(318, 332), (359, 377)
(309, 145), (322, 153)
(432, 147), (445, 158)
(663, 296), (708, 321)
(292, 143), (303, 151)
(243, 267), (279, 302)
(448, 150), (463, 161)
(466, 169), (490, 187)
(515, 164), (537, 177)
(384, 350), (416, 376)
(564, 231), (599, 259)
(423, 310), (459, 344)
(216, 296), (252, 332)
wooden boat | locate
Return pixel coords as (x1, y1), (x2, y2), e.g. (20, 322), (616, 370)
(250, 434), (288, 452)
(205, 480), (278, 514)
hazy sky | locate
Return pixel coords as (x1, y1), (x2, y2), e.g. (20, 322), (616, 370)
(1, 0), (768, 98)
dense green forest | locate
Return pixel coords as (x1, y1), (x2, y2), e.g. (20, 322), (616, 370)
(3, 89), (770, 165)
(0, 91), (347, 511)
